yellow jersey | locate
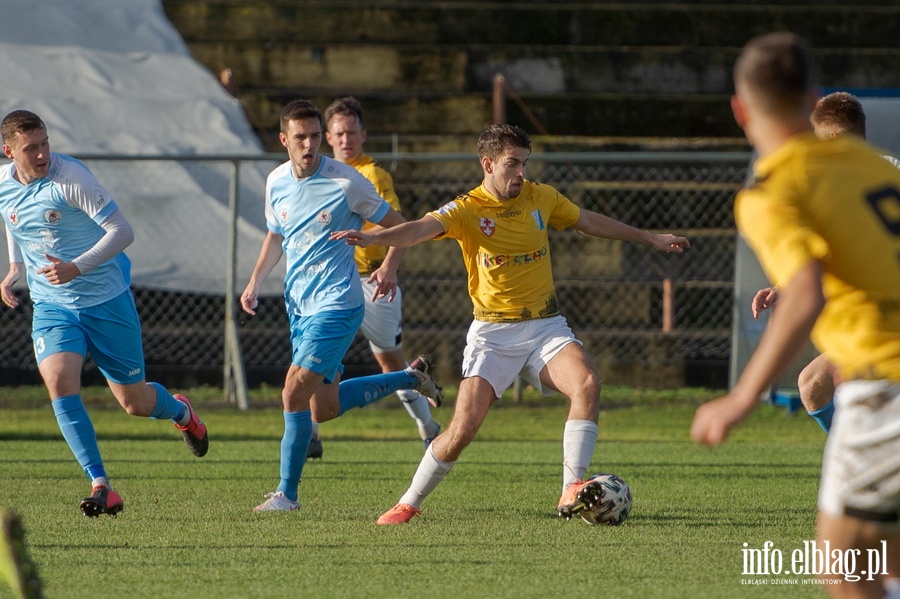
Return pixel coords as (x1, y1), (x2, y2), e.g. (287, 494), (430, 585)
(348, 154), (402, 275)
(429, 180), (581, 322)
(736, 131), (900, 380)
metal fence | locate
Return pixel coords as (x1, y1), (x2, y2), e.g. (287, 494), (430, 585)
(0, 151), (750, 396)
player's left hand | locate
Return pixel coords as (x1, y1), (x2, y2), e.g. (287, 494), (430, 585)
(652, 234), (690, 253)
(366, 265), (398, 302)
(38, 254), (80, 285)
(690, 393), (756, 446)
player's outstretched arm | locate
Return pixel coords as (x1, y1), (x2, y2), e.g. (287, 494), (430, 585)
(691, 260), (824, 446)
(572, 210), (690, 253)
(331, 214), (444, 248)
(241, 231), (284, 315)
(751, 286), (779, 319)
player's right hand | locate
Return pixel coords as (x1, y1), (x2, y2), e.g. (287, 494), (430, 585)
(690, 393), (756, 446)
(240, 284), (259, 315)
(0, 265), (22, 308)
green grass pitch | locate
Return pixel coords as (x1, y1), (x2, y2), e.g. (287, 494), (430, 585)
(0, 386), (830, 598)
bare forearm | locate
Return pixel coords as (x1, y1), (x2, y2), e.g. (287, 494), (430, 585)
(579, 213), (652, 243)
(574, 210), (689, 253)
(690, 261), (823, 446)
(731, 263), (824, 406)
(248, 233), (283, 285)
(382, 245), (406, 271)
(368, 216), (443, 247)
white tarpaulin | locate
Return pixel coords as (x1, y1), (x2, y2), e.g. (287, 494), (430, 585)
(0, 0), (284, 294)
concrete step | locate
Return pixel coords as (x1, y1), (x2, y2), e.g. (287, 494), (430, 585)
(164, 1), (899, 48)
(193, 41), (900, 95)
(238, 88), (741, 142)
(163, 0), (900, 142)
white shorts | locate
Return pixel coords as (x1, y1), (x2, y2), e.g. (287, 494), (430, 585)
(461, 315), (581, 398)
(359, 276), (403, 353)
(819, 379), (900, 527)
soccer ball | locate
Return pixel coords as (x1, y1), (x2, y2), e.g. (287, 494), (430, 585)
(579, 473), (633, 526)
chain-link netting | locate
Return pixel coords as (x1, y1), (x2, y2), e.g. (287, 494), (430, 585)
(0, 152), (749, 389)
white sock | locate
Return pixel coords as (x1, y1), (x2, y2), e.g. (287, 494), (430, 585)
(91, 476), (110, 489)
(397, 388), (436, 439)
(310, 420), (320, 441)
(562, 419), (599, 493)
(176, 400), (191, 426)
(399, 444), (456, 508)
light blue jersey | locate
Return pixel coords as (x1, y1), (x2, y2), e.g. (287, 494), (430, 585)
(265, 155), (389, 315)
(0, 154), (130, 309)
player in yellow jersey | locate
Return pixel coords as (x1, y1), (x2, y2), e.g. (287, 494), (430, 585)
(691, 33), (900, 597)
(751, 91), (900, 434)
(0, 509), (43, 599)
(332, 123), (690, 525)
(310, 97), (441, 459)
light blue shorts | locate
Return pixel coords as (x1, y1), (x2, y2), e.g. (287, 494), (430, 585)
(31, 290), (145, 384)
(288, 305), (365, 383)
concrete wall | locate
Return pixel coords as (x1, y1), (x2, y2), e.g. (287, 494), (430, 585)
(162, 1), (900, 149)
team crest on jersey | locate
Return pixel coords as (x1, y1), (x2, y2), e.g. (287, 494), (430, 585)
(480, 217), (496, 237)
(316, 210), (332, 225)
(7, 211), (18, 227)
(45, 209), (62, 224)
(280, 209), (289, 223)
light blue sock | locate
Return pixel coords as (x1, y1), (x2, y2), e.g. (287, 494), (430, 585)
(337, 371), (418, 416)
(52, 395), (106, 481)
(276, 410), (312, 502)
(148, 382), (186, 422)
(808, 400), (835, 433)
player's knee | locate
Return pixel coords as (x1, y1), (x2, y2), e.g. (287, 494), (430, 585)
(797, 360), (835, 412)
(566, 373), (601, 421)
(585, 371), (602, 397)
(571, 371), (602, 403)
(282, 369), (319, 410)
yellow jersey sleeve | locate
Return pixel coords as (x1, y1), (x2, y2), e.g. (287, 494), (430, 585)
(736, 170), (830, 288)
(351, 154), (401, 274)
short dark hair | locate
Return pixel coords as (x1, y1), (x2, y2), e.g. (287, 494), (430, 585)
(476, 123), (531, 161)
(324, 97), (364, 129)
(734, 32), (815, 117)
(280, 99), (323, 133)
(811, 92), (866, 138)
(1, 110), (46, 145)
